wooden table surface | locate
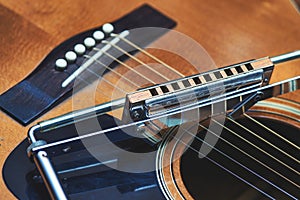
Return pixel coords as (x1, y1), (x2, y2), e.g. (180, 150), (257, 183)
(0, 1), (299, 199)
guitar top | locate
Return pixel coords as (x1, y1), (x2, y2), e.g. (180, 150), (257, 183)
(0, 1), (300, 200)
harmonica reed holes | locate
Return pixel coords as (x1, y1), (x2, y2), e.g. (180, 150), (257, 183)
(160, 85), (169, 93)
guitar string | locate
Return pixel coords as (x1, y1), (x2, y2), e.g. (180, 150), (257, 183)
(69, 55), (139, 97)
(179, 122), (296, 199)
(244, 113), (300, 151)
(165, 127), (275, 199)
(75, 47), (156, 100)
(212, 119), (299, 175)
(227, 117), (300, 167)
(101, 40), (175, 81)
(70, 35), (166, 95)
(74, 75), (123, 100)
(83, 67), (129, 94)
(110, 33), (185, 78)
(198, 122), (299, 188)
(82, 30), (187, 91)
(93, 48), (156, 84)
(84, 54), (141, 88)
(71, 54), (144, 100)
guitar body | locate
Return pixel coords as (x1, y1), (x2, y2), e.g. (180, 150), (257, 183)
(0, 1), (300, 199)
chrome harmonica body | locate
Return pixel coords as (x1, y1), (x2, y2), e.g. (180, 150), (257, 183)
(123, 57), (274, 122)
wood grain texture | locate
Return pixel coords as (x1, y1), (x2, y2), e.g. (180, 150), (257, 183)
(0, 0), (299, 199)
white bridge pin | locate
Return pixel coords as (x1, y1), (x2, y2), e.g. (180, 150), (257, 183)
(55, 58), (67, 71)
(93, 31), (105, 41)
(74, 44), (86, 55)
(65, 51), (77, 62)
(84, 37), (96, 48)
(102, 23), (114, 33)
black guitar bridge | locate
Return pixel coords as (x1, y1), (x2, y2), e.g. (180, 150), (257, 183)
(0, 4), (176, 125)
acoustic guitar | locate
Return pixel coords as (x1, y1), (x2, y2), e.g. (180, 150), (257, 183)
(0, 1), (300, 199)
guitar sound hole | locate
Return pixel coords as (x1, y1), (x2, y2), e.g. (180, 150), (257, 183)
(180, 117), (299, 199)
